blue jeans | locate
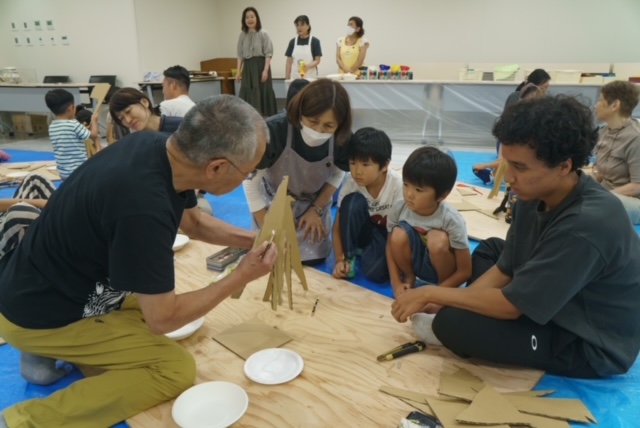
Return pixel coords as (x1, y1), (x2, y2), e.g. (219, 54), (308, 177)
(392, 221), (439, 284)
(338, 193), (389, 282)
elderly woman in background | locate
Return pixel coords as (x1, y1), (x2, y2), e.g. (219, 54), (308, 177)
(593, 80), (640, 224)
(236, 6), (277, 117)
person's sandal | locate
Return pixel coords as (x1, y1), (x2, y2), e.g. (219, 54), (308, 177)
(345, 256), (356, 279)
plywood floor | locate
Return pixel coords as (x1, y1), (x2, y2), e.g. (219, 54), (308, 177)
(127, 240), (542, 427)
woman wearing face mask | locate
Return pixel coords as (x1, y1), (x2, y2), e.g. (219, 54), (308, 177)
(336, 16), (369, 76)
(285, 15), (322, 80)
(243, 79), (353, 265)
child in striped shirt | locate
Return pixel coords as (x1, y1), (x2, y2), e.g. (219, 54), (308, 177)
(44, 89), (100, 179)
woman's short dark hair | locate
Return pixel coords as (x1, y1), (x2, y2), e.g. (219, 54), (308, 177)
(287, 79), (353, 145)
(493, 95), (597, 171)
(108, 87), (156, 127)
(241, 7), (262, 32)
(348, 127), (392, 168)
(294, 15), (311, 34)
(348, 16), (365, 38)
(517, 68), (551, 91)
(600, 80), (640, 118)
(402, 146), (457, 199)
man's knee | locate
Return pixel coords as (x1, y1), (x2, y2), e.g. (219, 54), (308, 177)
(156, 344), (196, 397)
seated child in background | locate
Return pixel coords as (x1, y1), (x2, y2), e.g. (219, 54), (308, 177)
(45, 89), (100, 179)
(386, 146), (471, 299)
(332, 127), (402, 281)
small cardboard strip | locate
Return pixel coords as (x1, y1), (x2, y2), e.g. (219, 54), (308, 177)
(212, 318), (292, 360)
(379, 385), (431, 404)
(450, 200), (481, 212)
(0, 336), (6, 345)
(505, 395), (597, 423)
(456, 187), (478, 197)
(455, 384), (531, 426)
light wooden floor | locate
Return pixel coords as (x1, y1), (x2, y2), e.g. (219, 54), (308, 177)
(128, 240), (542, 427)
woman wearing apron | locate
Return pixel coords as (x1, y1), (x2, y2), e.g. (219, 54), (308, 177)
(285, 15), (323, 80)
(243, 79), (354, 264)
(236, 6), (277, 117)
(336, 16), (370, 76)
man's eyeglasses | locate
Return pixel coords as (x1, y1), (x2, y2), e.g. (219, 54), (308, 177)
(225, 158), (257, 181)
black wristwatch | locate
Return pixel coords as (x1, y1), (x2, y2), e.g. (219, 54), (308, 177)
(311, 203), (323, 216)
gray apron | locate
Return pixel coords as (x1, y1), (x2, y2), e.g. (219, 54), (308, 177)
(261, 124), (334, 261)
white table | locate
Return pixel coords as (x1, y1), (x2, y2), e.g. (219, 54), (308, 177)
(295, 80), (613, 147)
(0, 83), (87, 113)
(136, 78), (224, 107)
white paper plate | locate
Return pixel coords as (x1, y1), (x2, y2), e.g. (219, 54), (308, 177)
(165, 317), (204, 341)
(172, 381), (249, 428)
(173, 233), (190, 251)
(5, 171), (29, 179)
(326, 73), (342, 81)
(244, 348), (304, 385)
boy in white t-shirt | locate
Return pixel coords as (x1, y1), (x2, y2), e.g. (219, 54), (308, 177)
(386, 147), (471, 298)
(159, 65), (196, 117)
(332, 128), (402, 282)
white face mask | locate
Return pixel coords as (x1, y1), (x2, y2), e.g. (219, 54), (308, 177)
(300, 123), (332, 147)
(346, 26), (355, 36)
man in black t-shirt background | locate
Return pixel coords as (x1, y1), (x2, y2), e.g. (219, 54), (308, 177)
(0, 95), (277, 428)
(393, 96), (640, 379)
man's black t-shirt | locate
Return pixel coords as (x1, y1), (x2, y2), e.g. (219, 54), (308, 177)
(0, 132), (197, 329)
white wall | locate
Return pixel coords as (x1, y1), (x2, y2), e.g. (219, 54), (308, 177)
(133, 0), (219, 75)
(0, 0), (639, 84)
(0, 0), (141, 85)
(214, 0), (640, 77)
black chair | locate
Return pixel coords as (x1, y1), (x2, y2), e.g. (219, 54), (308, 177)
(88, 75), (117, 86)
(43, 75), (70, 83)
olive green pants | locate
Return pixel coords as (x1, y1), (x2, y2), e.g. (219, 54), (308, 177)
(0, 296), (196, 428)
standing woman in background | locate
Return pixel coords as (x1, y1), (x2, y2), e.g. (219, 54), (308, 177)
(336, 16), (369, 76)
(236, 6), (277, 117)
(285, 15), (323, 80)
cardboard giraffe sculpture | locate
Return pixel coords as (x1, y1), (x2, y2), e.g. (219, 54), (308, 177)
(233, 176), (308, 309)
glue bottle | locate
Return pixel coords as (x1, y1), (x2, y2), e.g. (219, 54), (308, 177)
(298, 60), (306, 78)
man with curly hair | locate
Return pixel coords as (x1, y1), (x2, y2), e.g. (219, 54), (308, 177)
(392, 95), (640, 378)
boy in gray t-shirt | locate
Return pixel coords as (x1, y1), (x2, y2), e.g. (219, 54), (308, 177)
(386, 147), (471, 298)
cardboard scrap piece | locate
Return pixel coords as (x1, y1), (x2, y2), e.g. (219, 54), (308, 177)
(517, 413), (571, 428)
(478, 209), (499, 219)
(212, 318), (292, 360)
(426, 396), (510, 428)
(438, 368), (484, 402)
(450, 199), (481, 212)
(456, 187), (478, 197)
(0, 336), (6, 345)
(455, 385), (531, 426)
(90, 83), (111, 114)
(504, 390), (555, 398)
(505, 395), (597, 423)
(379, 384), (431, 404)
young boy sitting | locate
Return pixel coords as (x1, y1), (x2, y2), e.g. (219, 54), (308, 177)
(45, 89), (100, 179)
(386, 146), (471, 300)
(332, 127), (402, 282)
